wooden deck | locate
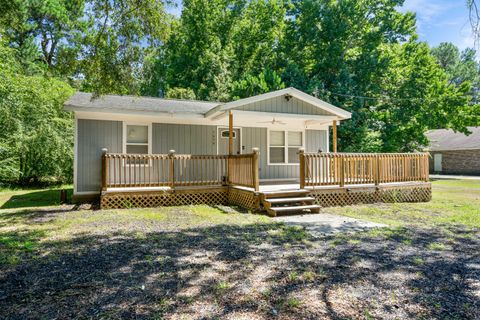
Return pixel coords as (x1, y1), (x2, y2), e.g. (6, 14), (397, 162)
(100, 151), (431, 214)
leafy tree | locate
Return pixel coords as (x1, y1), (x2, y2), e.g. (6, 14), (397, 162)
(231, 69), (285, 99)
(166, 87), (197, 100)
(431, 42), (480, 103)
(1, 0), (172, 95)
(0, 39), (74, 184)
(145, 0), (288, 101)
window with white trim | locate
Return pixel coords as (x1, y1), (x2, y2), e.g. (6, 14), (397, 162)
(126, 125), (149, 154)
(269, 130), (303, 164)
(124, 123), (151, 165)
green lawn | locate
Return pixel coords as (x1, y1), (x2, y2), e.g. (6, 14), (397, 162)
(0, 179), (478, 319)
(0, 185), (73, 209)
(327, 179), (480, 229)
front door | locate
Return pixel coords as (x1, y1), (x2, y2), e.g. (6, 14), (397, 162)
(218, 128), (241, 155)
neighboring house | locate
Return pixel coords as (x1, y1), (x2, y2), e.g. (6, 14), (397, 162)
(426, 127), (480, 175)
(65, 87), (351, 199)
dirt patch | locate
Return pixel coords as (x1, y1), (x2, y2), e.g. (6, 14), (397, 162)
(0, 209), (479, 319)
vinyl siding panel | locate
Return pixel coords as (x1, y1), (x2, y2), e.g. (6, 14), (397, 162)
(77, 119), (122, 192)
(152, 123), (217, 154)
(306, 130), (328, 153)
(241, 128), (329, 180)
(76, 121), (329, 190)
(236, 96), (333, 116)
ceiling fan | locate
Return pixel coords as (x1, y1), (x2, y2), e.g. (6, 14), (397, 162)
(257, 118), (287, 125)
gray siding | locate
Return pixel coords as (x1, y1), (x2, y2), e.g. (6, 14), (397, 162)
(76, 120), (328, 191)
(77, 119), (122, 192)
(237, 96), (333, 116)
(153, 123), (217, 154)
(306, 130), (328, 153)
(242, 128), (328, 180)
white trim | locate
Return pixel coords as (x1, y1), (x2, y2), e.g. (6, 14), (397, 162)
(267, 129), (305, 166)
(216, 126), (243, 155)
(122, 121), (153, 167)
(65, 105), (206, 119)
(74, 115), (78, 194)
(74, 111), (332, 130)
(122, 122), (152, 154)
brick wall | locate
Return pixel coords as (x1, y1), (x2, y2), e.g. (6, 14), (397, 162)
(429, 149), (480, 175)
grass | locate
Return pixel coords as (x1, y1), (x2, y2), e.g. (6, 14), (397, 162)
(327, 179), (480, 229)
(0, 205), (271, 266)
(0, 185), (73, 209)
(0, 179), (479, 319)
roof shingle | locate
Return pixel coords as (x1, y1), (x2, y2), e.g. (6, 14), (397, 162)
(426, 127), (480, 151)
(64, 92), (221, 115)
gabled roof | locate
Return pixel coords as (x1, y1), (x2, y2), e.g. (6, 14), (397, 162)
(65, 88), (351, 120)
(205, 87), (352, 119)
(426, 127), (480, 151)
(64, 92), (221, 116)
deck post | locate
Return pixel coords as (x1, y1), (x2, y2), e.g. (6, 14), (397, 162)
(101, 148), (108, 192)
(228, 111), (233, 155)
(375, 154), (380, 186)
(299, 148), (305, 189)
(332, 120), (338, 153)
(252, 148), (260, 191)
(168, 149), (175, 187)
(339, 155), (345, 187)
(424, 153), (429, 182)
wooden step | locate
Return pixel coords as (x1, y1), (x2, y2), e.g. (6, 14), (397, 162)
(261, 189), (310, 198)
(264, 196), (315, 204)
(266, 204), (321, 217)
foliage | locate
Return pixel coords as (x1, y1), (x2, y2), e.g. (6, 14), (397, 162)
(165, 87), (197, 100)
(1, 0), (479, 186)
(431, 42), (480, 102)
(0, 40), (74, 184)
(1, 0), (172, 95)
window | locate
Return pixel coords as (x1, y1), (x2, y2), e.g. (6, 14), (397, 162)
(124, 123), (151, 165)
(269, 130), (303, 164)
(221, 130), (236, 138)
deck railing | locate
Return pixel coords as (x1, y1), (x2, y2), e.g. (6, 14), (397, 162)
(299, 151), (429, 188)
(101, 149), (260, 191)
(228, 148), (260, 190)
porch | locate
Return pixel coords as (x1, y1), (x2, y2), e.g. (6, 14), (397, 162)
(100, 150), (431, 215)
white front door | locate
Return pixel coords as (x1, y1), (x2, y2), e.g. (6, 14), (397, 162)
(434, 153), (442, 172)
(217, 128), (241, 155)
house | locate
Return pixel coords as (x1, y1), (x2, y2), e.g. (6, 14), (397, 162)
(65, 87), (431, 214)
(426, 127), (480, 175)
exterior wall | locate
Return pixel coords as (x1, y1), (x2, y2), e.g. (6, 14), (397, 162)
(429, 150), (480, 175)
(236, 96), (333, 116)
(77, 119), (122, 193)
(242, 127), (328, 180)
(152, 123), (217, 154)
(76, 120), (329, 192)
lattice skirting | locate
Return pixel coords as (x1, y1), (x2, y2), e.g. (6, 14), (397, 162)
(101, 187), (228, 209)
(227, 187), (261, 212)
(310, 182), (432, 208)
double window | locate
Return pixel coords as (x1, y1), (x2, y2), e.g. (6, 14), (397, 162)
(269, 130), (303, 164)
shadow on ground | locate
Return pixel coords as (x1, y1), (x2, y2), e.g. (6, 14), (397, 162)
(0, 188), (73, 210)
(0, 212), (478, 319)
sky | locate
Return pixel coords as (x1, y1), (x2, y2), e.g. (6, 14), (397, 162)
(400, 0), (475, 50)
(166, 0), (476, 51)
